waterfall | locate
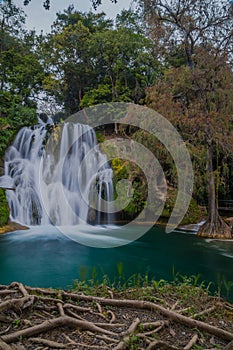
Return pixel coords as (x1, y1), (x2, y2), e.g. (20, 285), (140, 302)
(3, 121), (114, 226)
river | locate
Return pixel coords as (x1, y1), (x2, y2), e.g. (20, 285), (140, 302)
(0, 224), (233, 299)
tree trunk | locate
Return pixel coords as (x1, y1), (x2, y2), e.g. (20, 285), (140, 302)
(198, 140), (232, 239)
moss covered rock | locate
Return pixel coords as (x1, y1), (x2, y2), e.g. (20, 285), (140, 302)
(0, 189), (10, 226)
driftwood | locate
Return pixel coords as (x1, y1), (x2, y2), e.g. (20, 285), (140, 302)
(0, 282), (232, 349)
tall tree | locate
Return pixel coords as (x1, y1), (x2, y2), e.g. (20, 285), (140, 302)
(40, 8), (111, 114)
(0, 0), (44, 152)
(41, 7), (160, 113)
(144, 0), (233, 238)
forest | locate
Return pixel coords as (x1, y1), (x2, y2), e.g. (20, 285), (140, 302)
(1, 2), (233, 349)
(0, 0), (233, 238)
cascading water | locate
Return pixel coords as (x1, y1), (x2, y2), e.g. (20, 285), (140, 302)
(2, 121), (114, 226)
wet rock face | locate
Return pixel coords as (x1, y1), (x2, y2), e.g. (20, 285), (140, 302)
(38, 113), (49, 124)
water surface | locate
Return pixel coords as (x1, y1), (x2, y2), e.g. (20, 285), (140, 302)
(0, 225), (233, 297)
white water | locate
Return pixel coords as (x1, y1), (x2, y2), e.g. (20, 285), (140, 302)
(3, 121), (114, 226)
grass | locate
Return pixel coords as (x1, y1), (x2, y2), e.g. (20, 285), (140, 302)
(72, 265), (233, 304)
(69, 266), (233, 307)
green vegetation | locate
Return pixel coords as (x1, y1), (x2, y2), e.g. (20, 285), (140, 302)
(0, 189), (9, 226)
(3, 276), (233, 349)
(0, 0), (41, 159)
(0, 0), (232, 236)
(72, 268), (233, 304)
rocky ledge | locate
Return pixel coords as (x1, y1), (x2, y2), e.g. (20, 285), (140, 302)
(0, 221), (29, 234)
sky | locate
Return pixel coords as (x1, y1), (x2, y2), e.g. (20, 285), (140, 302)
(13, 0), (133, 33)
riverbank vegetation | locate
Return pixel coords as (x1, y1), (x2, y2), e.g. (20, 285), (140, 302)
(0, 0), (233, 238)
(1, 278), (233, 349)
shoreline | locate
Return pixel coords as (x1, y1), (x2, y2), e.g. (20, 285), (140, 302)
(0, 221), (29, 234)
(1, 219), (232, 241)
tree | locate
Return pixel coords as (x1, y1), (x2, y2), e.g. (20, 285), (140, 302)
(144, 0), (233, 238)
(81, 25), (160, 107)
(40, 9), (111, 114)
(0, 0), (44, 152)
(41, 7), (160, 113)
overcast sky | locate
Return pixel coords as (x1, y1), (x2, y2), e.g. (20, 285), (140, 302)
(13, 0), (133, 33)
